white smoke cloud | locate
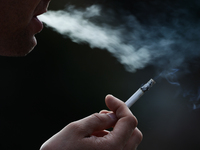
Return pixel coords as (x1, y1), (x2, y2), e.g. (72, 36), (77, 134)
(39, 5), (152, 72)
(38, 5), (200, 73)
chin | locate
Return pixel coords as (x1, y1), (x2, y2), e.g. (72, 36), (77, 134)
(0, 36), (37, 57)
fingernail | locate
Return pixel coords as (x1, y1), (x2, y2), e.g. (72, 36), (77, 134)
(107, 113), (117, 120)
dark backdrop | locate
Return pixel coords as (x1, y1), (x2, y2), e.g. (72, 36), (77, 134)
(1, 0), (200, 150)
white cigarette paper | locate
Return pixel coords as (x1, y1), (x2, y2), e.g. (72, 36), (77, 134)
(125, 79), (156, 108)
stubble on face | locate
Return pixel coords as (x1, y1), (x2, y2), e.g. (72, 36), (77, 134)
(0, 0), (50, 56)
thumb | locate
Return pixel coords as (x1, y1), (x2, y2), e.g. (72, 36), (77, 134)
(74, 113), (117, 137)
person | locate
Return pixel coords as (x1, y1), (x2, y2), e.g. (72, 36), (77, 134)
(0, 0), (143, 149)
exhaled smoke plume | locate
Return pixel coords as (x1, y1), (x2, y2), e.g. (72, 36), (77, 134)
(39, 3), (200, 109)
(39, 5), (151, 72)
(39, 4), (200, 73)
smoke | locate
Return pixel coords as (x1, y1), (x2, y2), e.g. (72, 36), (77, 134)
(39, 5), (151, 72)
(39, 4), (200, 73)
(38, 2), (200, 109)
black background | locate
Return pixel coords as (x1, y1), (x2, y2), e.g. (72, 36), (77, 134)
(1, 0), (200, 149)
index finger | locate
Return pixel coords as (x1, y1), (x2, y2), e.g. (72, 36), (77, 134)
(105, 95), (138, 146)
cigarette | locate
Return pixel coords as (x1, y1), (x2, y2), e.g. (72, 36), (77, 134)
(125, 79), (156, 108)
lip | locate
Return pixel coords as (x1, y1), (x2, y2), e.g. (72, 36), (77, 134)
(31, 0), (51, 33)
(32, 16), (44, 33)
(34, 9), (47, 17)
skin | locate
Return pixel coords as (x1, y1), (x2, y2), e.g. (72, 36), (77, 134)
(0, 0), (143, 149)
(40, 95), (143, 150)
(0, 0), (50, 56)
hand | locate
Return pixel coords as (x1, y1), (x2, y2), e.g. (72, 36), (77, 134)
(40, 95), (143, 150)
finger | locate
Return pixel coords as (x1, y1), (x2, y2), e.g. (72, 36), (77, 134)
(71, 112), (117, 138)
(124, 128), (143, 150)
(105, 95), (138, 146)
(99, 110), (112, 114)
(91, 130), (110, 137)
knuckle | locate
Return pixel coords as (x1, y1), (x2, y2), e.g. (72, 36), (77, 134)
(91, 113), (104, 123)
(67, 121), (84, 134)
(133, 128), (143, 144)
(136, 129), (143, 143)
(67, 121), (78, 129)
(127, 115), (138, 129)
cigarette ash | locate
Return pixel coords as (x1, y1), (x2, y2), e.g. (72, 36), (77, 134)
(140, 79), (156, 92)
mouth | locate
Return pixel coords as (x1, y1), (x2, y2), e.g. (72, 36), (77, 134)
(32, 16), (44, 34)
(32, 0), (51, 33)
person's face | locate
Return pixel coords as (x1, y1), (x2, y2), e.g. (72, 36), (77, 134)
(0, 0), (51, 56)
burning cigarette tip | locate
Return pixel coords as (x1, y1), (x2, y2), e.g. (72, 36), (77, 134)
(140, 79), (156, 92)
(125, 78), (156, 108)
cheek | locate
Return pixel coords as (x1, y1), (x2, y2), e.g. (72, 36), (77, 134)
(1, 0), (40, 31)
(0, 4), (39, 41)
(0, 12), (29, 39)
(0, 0), (42, 56)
